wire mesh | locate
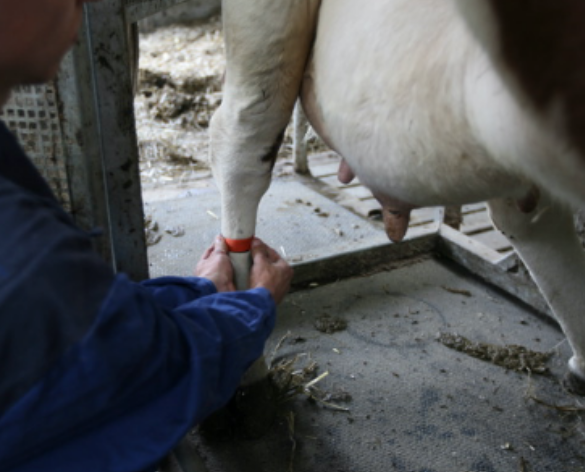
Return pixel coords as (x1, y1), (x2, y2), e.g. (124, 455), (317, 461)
(0, 83), (71, 210)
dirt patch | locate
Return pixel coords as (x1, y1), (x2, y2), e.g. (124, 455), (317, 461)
(438, 332), (552, 374)
(314, 314), (348, 334)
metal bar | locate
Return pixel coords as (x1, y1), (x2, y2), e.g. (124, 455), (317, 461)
(86, 1), (149, 280)
(55, 13), (116, 264)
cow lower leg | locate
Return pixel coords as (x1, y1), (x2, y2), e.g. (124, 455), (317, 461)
(210, 0), (321, 247)
(293, 100), (310, 174)
(488, 196), (585, 394)
(210, 0), (320, 291)
(202, 0), (321, 438)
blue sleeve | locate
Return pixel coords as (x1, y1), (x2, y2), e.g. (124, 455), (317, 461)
(0, 275), (276, 472)
(0, 134), (279, 472)
(139, 276), (218, 310)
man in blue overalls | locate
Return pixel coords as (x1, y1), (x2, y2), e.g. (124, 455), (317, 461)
(0, 1), (294, 470)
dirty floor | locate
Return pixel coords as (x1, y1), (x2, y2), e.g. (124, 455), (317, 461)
(162, 258), (585, 472)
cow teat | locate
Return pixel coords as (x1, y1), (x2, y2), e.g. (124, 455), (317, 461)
(372, 191), (415, 243)
(382, 209), (412, 243)
(338, 158), (356, 184)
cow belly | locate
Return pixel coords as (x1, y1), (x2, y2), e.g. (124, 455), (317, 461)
(301, 0), (532, 207)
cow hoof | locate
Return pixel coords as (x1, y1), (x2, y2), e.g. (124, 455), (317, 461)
(563, 371), (585, 396)
(199, 376), (278, 441)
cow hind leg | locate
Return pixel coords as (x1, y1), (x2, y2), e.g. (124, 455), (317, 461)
(488, 196), (585, 394)
(200, 1), (322, 440)
(210, 0), (320, 288)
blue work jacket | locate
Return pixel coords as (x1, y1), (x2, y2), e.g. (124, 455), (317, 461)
(0, 120), (276, 472)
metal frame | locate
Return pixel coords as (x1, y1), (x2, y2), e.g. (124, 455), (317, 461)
(78, 0), (193, 280)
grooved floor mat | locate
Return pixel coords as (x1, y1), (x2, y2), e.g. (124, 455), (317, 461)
(168, 259), (585, 472)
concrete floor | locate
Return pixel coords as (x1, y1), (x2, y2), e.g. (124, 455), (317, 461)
(168, 258), (584, 472)
(144, 152), (510, 281)
(149, 166), (585, 472)
(145, 179), (392, 278)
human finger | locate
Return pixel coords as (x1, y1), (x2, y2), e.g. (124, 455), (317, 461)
(251, 238), (280, 260)
(201, 243), (214, 260)
(213, 235), (228, 255)
(251, 238), (270, 259)
(250, 238), (263, 253)
(265, 245), (281, 263)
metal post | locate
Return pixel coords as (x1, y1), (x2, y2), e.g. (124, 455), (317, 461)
(84, 1), (149, 280)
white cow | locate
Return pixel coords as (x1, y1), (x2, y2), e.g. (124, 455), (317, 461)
(209, 0), (585, 392)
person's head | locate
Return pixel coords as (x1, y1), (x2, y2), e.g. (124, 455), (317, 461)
(0, 0), (100, 99)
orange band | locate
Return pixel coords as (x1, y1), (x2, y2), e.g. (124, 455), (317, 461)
(224, 236), (254, 253)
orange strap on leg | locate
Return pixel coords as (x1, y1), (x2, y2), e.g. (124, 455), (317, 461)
(224, 236), (254, 253)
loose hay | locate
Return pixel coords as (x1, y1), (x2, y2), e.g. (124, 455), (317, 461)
(135, 17), (225, 186)
(268, 334), (351, 413)
(438, 332), (552, 374)
(135, 15), (330, 190)
(441, 286), (472, 297)
(269, 354), (351, 412)
(199, 335), (350, 443)
(139, 69), (222, 129)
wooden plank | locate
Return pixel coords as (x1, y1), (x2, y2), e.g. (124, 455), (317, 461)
(310, 163), (340, 179)
(409, 207), (439, 226)
(461, 221), (494, 235)
(472, 229), (513, 253)
(439, 224), (505, 264)
(462, 202), (487, 214)
(342, 185), (374, 200)
(318, 174), (363, 189)
(406, 221), (441, 240)
(345, 199), (382, 219)
(461, 208), (492, 233)
(307, 151), (340, 169)
(291, 234), (438, 289)
(438, 224), (551, 317)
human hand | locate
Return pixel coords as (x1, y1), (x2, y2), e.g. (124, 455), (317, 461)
(249, 238), (294, 304)
(195, 235), (236, 292)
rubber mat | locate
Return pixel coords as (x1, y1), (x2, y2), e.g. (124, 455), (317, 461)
(146, 179), (391, 278)
(176, 259), (584, 472)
